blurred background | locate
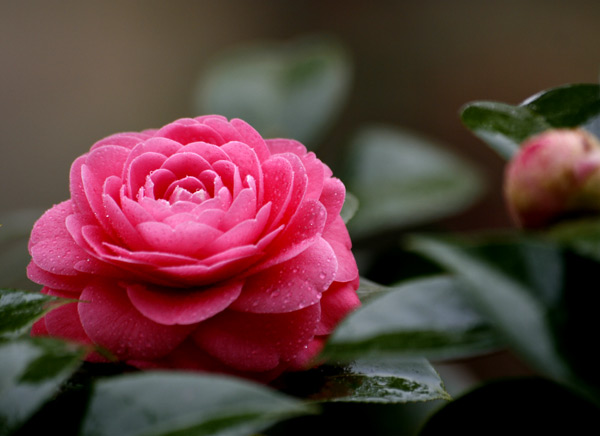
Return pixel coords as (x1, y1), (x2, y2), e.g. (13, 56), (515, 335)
(2, 2), (600, 431)
(2, 0), (599, 223)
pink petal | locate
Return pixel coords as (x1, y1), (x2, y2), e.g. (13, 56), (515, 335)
(323, 216), (358, 283)
(44, 288), (92, 344)
(79, 280), (194, 360)
(29, 201), (74, 248)
(231, 237), (337, 313)
(256, 199), (327, 272)
(231, 118), (270, 162)
(265, 138), (307, 157)
(261, 156), (294, 228)
(126, 280), (243, 325)
(319, 177), (346, 226)
(182, 141), (229, 164)
(220, 141), (262, 188)
(267, 152), (308, 227)
(125, 152), (168, 198)
(193, 303), (321, 372)
(136, 221), (223, 256)
(27, 262), (87, 293)
(70, 156), (94, 219)
(220, 187), (257, 230)
(155, 121), (225, 145)
(102, 191), (148, 249)
(315, 277), (361, 335)
(90, 132), (149, 151)
(161, 152), (212, 179)
(30, 237), (90, 276)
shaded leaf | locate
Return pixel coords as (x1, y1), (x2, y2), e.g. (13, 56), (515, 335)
(322, 276), (501, 363)
(546, 218), (600, 262)
(522, 83), (600, 128)
(461, 84), (600, 160)
(345, 126), (483, 238)
(340, 191), (359, 224)
(410, 235), (569, 378)
(195, 35), (351, 147)
(82, 372), (317, 436)
(0, 288), (71, 339)
(0, 338), (85, 436)
(460, 102), (549, 159)
(309, 357), (450, 404)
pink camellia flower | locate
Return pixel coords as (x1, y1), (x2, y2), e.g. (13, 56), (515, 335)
(28, 115), (360, 380)
(505, 129), (600, 228)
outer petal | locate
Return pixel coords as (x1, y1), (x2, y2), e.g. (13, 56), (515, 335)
(315, 276), (361, 335)
(126, 280), (243, 325)
(79, 280), (194, 360)
(193, 304), (321, 372)
(323, 216), (359, 283)
(231, 237), (337, 313)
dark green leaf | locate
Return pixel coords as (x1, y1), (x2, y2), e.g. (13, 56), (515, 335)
(322, 276), (500, 363)
(460, 102), (549, 159)
(523, 83), (600, 128)
(461, 84), (600, 160)
(0, 289), (72, 338)
(410, 235), (570, 379)
(0, 337), (85, 436)
(195, 35), (351, 147)
(419, 377), (600, 435)
(82, 372), (318, 436)
(345, 127), (483, 238)
(307, 357), (450, 404)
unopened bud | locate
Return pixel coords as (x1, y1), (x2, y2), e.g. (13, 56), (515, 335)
(504, 129), (600, 228)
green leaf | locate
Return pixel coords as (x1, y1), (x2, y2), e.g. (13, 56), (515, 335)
(82, 372), (318, 436)
(344, 126), (483, 238)
(0, 288), (71, 339)
(0, 337), (85, 436)
(419, 377), (600, 435)
(460, 102), (549, 159)
(523, 83), (600, 128)
(321, 276), (501, 363)
(412, 237), (569, 380)
(546, 218), (600, 262)
(461, 84), (600, 160)
(195, 35), (352, 148)
(307, 357), (450, 404)
(340, 191), (359, 224)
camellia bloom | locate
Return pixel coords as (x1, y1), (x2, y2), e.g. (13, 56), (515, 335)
(504, 129), (600, 228)
(28, 115), (360, 380)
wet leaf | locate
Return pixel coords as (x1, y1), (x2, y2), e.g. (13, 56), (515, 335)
(322, 276), (500, 363)
(82, 372), (318, 436)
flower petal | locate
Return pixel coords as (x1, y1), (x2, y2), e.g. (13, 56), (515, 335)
(193, 303), (321, 372)
(79, 280), (193, 360)
(126, 280), (243, 325)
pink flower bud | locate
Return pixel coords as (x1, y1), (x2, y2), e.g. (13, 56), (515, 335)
(504, 129), (600, 228)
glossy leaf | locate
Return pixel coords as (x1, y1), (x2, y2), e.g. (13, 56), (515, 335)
(522, 83), (600, 128)
(321, 276), (500, 363)
(0, 338), (85, 436)
(461, 84), (600, 159)
(0, 288), (70, 338)
(460, 102), (549, 159)
(195, 35), (351, 147)
(409, 235), (593, 391)
(82, 372), (318, 436)
(344, 127), (483, 238)
(307, 357), (450, 404)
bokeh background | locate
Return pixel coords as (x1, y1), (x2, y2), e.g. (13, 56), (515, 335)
(2, 2), (600, 430)
(2, 0), (600, 226)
